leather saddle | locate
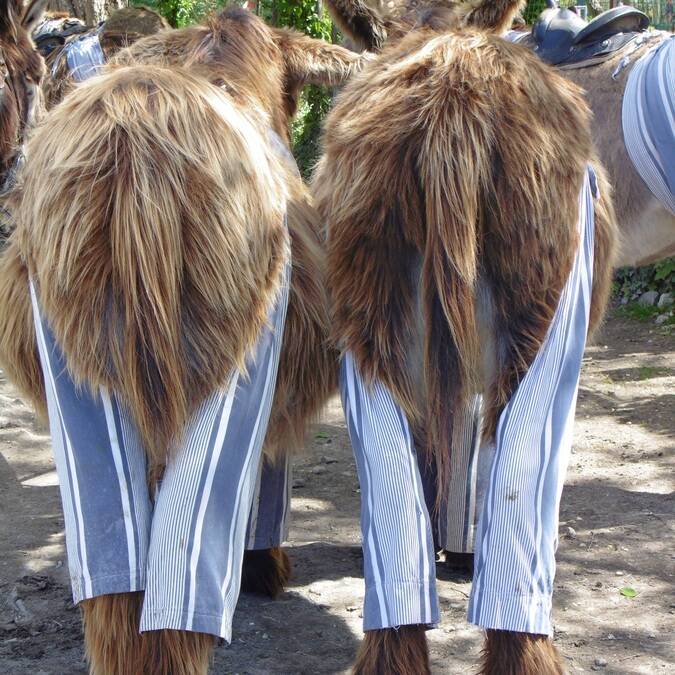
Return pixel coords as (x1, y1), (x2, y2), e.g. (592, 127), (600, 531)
(532, 2), (650, 67)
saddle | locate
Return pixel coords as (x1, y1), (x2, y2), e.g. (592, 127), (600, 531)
(532, 3), (649, 68)
(33, 17), (88, 58)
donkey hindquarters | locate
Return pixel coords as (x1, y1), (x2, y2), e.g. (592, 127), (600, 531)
(316, 26), (616, 675)
(0, 65), (298, 674)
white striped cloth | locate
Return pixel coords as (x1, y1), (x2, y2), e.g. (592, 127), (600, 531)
(57, 32), (105, 82)
(340, 353), (440, 630)
(340, 168), (597, 634)
(29, 261), (290, 641)
(622, 35), (675, 215)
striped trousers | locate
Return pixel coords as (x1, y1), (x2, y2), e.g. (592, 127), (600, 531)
(30, 264), (289, 641)
(341, 169), (597, 635)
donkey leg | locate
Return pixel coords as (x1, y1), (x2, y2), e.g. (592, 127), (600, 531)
(468, 171), (598, 672)
(479, 630), (564, 675)
(241, 454), (292, 598)
(81, 593), (145, 675)
(28, 292), (153, 675)
(138, 271), (291, 668)
(340, 353), (438, 675)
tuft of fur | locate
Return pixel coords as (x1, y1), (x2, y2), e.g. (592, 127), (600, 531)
(352, 626), (430, 675)
(9, 65), (289, 470)
(143, 629), (215, 675)
(325, 0), (389, 51)
(82, 592), (215, 675)
(240, 547), (292, 599)
(480, 630), (565, 675)
(316, 28), (599, 500)
(80, 592), (146, 675)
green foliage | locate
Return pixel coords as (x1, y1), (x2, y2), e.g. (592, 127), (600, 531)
(523, 0), (547, 25)
(613, 257), (674, 304)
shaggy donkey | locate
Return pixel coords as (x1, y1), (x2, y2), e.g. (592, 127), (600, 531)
(0, 7), (363, 673)
(0, 0), (47, 194)
(316, 0), (617, 672)
(40, 5), (170, 109)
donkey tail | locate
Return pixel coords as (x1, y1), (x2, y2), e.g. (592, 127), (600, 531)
(14, 66), (288, 468)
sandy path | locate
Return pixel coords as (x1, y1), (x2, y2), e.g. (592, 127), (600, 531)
(0, 311), (673, 674)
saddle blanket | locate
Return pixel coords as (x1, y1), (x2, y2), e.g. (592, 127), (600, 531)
(622, 35), (675, 215)
(58, 32), (106, 82)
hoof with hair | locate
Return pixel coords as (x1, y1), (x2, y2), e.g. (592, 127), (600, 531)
(480, 629), (565, 675)
(352, 625), (430, 675)
(240, 546), (291, 599)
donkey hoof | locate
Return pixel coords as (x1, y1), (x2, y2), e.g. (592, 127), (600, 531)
(352, 625), (430, 675)
(240, 547), (291, 599)
(480, 629), (565, 675)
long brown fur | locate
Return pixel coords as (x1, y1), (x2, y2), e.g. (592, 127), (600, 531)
(0, 0), (47, 188)
(352, 626), (430, 675)
(480, 630), (565, 675)
(81, 593), (215, 675)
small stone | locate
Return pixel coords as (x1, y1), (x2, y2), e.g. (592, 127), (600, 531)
(595, 581), (603, 588)
(346, 605), (359, 612)
(615, 571), (624, 576)
(311, 466), (327, 475)
(648, 632), (657, 639)
(606, 634), (615, 640)
(657, 292), (673, 308)
(594, 657), (607, 668)
(638, 290), (659, 306)
(655, 314), (669, 325)
(566, 526), (577, 538)
(262, 633), (269, 639)
(292, 479), (305, 489)
(322, 456), (339, 464)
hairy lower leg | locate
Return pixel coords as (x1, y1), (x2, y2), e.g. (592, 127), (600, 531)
(240, 546), (291, 599)
(142, 629), (215, 675)
(480, 629), (565, 675)
(352, 625), (430, 675)
(80, 592), (146, 675)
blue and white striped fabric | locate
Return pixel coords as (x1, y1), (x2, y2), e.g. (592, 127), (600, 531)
(340, 353), (440, 630)
(341, 168), (596, 635)
(30, 261), (290, 641)
(622, 35), (675, 215)
(59, 32), (105, 82)
(245, 454), (292, 550)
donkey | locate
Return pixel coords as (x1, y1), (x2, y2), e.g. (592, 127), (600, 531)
(0, 0), (47, 195)
(316, 0), (617, 672)
(41, 5), (170, 109)
(0, 7), (363, 673)
(506, 5), (674, 267)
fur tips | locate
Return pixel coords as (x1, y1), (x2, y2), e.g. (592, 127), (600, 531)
(13, 65), (288, 469)
(324, 0), (388, 51)
(81, 593), (215, 675)
(352, 626), (431, 675)
(480, 630), (565, 675)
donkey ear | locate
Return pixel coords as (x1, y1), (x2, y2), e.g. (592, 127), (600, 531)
(324, 0), (387, 51)
(276, 29), (371, 89)
(22, 0), (50, 34)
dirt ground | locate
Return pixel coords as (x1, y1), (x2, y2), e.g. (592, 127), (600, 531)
(0, 310), (673, 675)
